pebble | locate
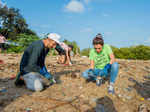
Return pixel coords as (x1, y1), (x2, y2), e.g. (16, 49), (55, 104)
(138, 104), (148, 112)
(124, 87), (133, 92)
(79, 86), (83, 89)
(26, 108), (32, 112)
(80, 94), (85, 98)
(147, 98), (150, 101)
(118, 94), (122, 98)
(122, 98), (126, 102)
(91, 98), (98, 103)
(125, 96), (132, 100)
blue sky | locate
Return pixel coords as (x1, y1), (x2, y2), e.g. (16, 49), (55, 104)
(3, 0), (150, 49)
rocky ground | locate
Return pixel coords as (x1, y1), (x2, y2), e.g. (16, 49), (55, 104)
(0, 53), (150, 112)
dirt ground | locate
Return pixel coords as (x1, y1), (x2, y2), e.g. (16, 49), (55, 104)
(0, 53), (150, 112)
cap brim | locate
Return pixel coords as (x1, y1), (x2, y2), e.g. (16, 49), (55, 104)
(51, 39), (60, 44)
(55, 40), (60, 44)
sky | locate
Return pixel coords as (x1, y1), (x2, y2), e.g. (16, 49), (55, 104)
(1, 0), (150, 49)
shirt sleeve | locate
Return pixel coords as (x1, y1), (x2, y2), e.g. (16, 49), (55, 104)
(89, 49), (94, 60)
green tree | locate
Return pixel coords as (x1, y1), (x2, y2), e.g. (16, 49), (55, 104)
(0, 5), (36, 40)
(81, 48), (90, 57)
(7, 34), (40, 53)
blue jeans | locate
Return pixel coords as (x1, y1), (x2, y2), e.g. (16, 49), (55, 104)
(40, 66), (52, 80)
(82, 62), (119, 83)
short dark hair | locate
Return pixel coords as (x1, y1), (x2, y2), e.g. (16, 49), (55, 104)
(68, 45), (73, 50)
(92, 33), (104, 46)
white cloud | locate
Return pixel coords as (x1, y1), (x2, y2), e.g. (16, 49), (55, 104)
(65, 0), (85, 13)
(64, 0), (112, 13)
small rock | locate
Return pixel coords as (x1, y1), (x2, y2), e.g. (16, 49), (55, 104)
(147, 98), (150, 101)
(80, 94), (85, 98)
(64, 97), (73, 102)
(122, 98), (126, 102)
(75, 73), (81, 78)
(138, 104), (148, 112)
(125, 96), (132, 100)
(124, 87), (133, 92)
(26, 108), (32, 112)
(91, 98), (98, 103)
(118, 94), (122, 98)
(79, 86), (83, 89)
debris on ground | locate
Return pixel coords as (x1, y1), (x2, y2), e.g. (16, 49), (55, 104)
(0, 54), (150, 112)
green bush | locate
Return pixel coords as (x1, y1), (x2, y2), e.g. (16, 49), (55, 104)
(6, 33), (40, 53)
(81, 48), (90, 57)
(112, 45), (150, 60)
(81, 45), (150, 60)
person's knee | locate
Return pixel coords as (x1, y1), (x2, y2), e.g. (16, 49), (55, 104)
(82, 72), (87, 78)
(112, 62), (119, 69)
(34, 79), (43, 91)
(82, 70), (89, 79)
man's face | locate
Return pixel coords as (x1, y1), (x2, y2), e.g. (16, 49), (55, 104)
(47, 39), (57, 49)
(94, 44), (103, 53)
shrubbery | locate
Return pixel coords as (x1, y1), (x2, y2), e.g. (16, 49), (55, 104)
(81, 45), (150, 60)
(6, 34), (40, 53)
(112, 45), (150, 60)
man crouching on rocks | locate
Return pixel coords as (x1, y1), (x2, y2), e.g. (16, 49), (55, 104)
(15, 33), (60, 91)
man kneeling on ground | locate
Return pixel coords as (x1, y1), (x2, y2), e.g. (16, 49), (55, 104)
(82, 33), (119, 94)
(15, 33), (61, 91)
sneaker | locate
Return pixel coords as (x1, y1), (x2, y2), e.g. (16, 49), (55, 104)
(108, 85), (115, 94)
(15, 72), (25, 86)
(96, 77), (103, 86)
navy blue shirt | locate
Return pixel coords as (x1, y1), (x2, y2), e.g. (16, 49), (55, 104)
(20, 40), (49, 75)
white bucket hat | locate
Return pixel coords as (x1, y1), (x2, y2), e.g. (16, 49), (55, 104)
(47, 33), (61, 43)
